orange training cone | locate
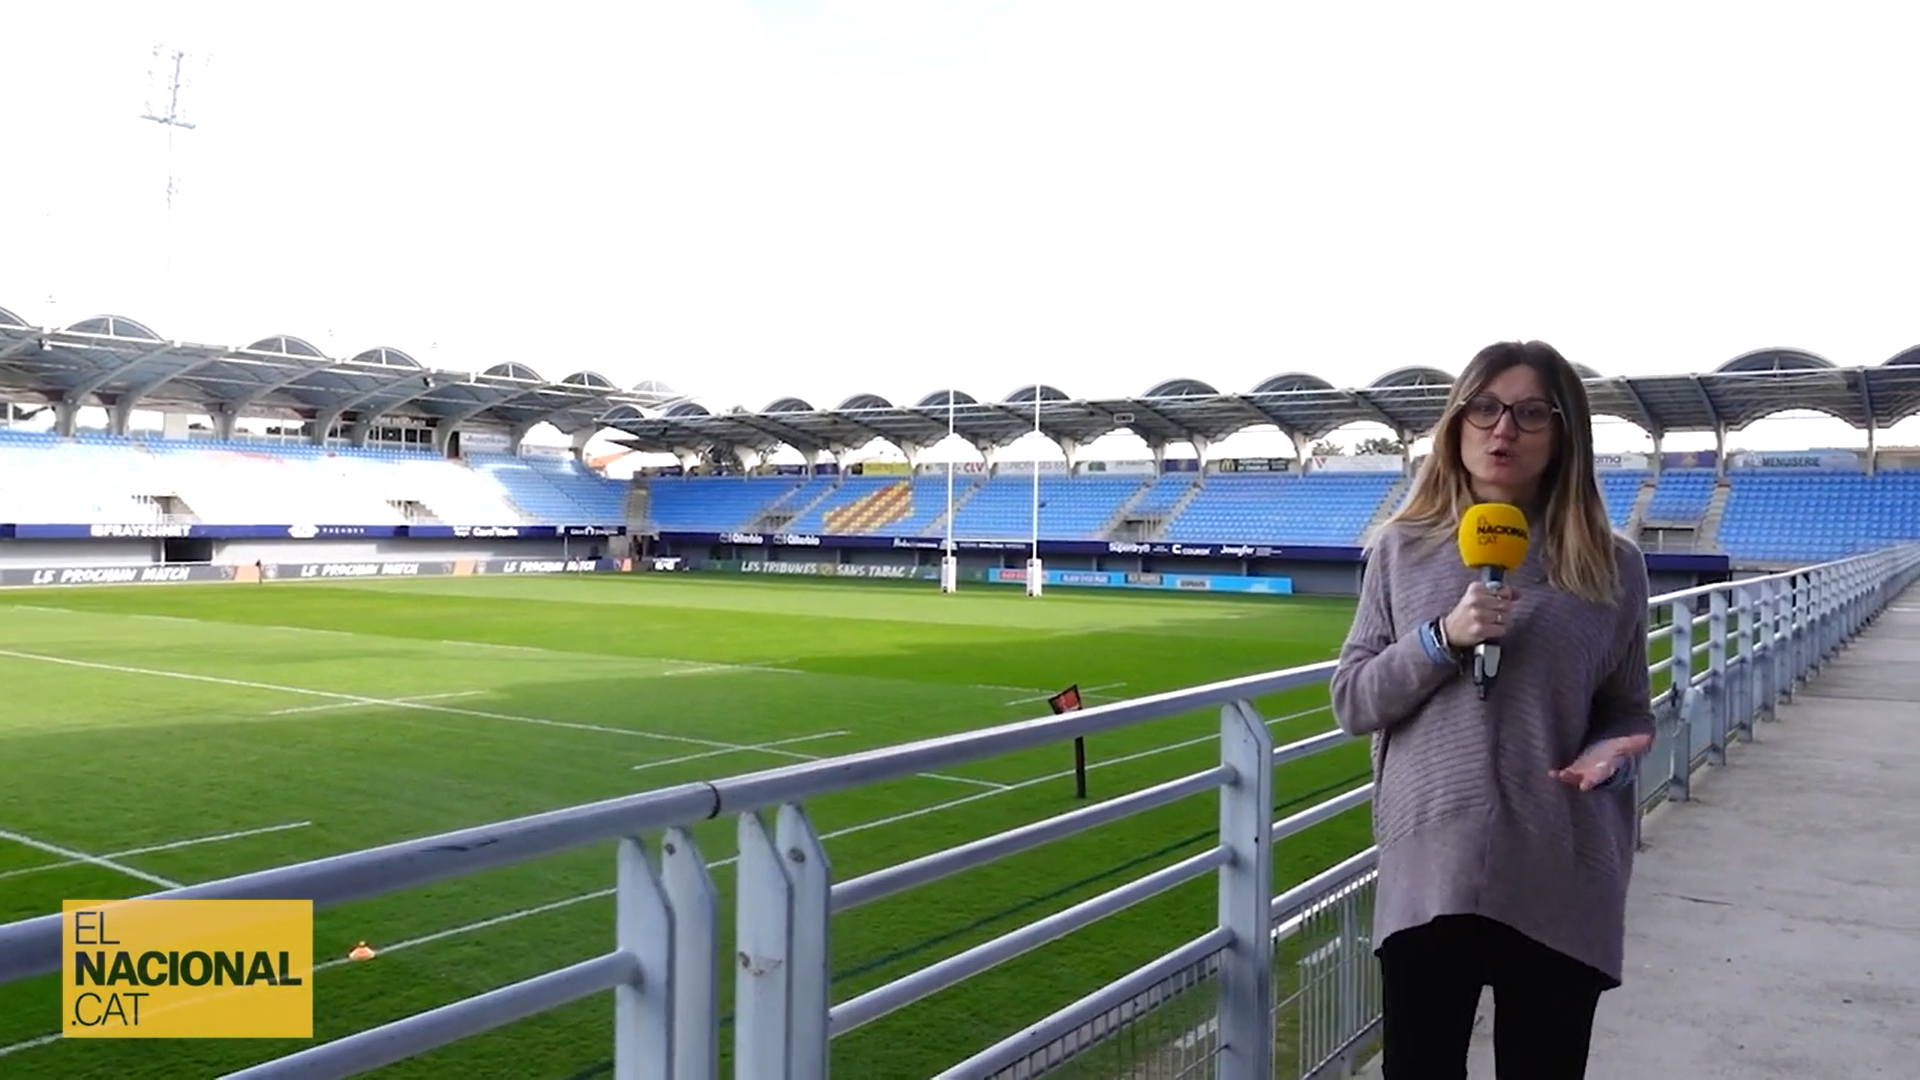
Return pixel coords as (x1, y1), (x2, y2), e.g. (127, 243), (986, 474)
(348, 942), (376, 961)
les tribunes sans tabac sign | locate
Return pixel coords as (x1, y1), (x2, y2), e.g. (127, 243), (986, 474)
(63, 899), (313, 1039)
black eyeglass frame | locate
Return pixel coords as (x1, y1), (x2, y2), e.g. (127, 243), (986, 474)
(1458, 393), (1561, 434)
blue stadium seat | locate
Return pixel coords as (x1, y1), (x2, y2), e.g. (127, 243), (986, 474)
(1131, 473), (1198, 514)
(1161, 474), (1400, 546)
(1716, 469), (1920, 562)
(947, 476), (1140, 540)
(1596, 470), (1647, 529)
(466, 452), (629, 522)
(643, 477), (801, 531)
(1643, 468), (1715, 522)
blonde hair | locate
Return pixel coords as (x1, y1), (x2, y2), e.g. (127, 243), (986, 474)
(1377, 340), (1620, 606)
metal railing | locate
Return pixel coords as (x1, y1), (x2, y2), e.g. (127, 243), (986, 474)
(1, 544), (1915, 1080)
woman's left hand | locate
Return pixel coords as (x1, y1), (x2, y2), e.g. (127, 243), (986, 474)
(1549, 733), (1654, 791)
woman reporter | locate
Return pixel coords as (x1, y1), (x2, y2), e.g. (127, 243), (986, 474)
(1330, 340), (1655, 1079)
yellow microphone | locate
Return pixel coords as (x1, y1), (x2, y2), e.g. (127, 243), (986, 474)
(1455, 503), (1530, 699)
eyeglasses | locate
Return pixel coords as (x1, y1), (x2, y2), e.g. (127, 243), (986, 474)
(1460, 394), (1559, 433)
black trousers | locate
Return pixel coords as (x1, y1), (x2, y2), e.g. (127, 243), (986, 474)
(1376, 914), (1612, 1080)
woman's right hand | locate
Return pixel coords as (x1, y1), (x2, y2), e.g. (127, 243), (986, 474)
(1441, 580), (1517, 648)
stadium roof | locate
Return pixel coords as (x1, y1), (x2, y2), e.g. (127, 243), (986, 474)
(4, 304), (1919, 454)
(600, 347), (1920, 456)
(0, 305), (679, 434)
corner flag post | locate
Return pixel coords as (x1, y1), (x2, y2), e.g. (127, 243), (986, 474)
(1048, 685), (1086, 798)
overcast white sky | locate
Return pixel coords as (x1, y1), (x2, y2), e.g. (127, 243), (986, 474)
(4, 0), (1917, 457)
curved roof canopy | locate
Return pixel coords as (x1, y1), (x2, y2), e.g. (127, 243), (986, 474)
(4, 301), (1917, 450)
(0, 306), (680, 434)
(599, 350), (1920, 454)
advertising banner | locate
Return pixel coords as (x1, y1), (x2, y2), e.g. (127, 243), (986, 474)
(1728, 450), (1860, 471)
(266, 561), (456, 581)
(656, 531), (1726, 575)
(1210, 457), (1295, 474)
(1305, 454), (1403, 474)
(0, 564), (240, 587)
(3, 523), (625, 541)
(915, 461), (988, 476)
(1076, 460), (1157, 475)
(471, 558), (623, 575)
(736, 560), (938, 581)
(404, 524), (626, 540)
(994, 460), (1071, 475)
(1593, 452), (1652, 471)
(987, 568), (1293, 595)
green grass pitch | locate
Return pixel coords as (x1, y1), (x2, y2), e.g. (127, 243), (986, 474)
(0, 573), (1375, 1078)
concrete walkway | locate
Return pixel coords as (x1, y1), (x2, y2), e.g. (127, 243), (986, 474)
(1363, 597), (1920, 1078)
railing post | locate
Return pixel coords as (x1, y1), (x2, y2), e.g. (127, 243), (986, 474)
(777, 804), (833, 1080)
(1732, 584), (1755, 745)
(1770, 576), (1789, 713)
(1336, 893), (1361, 1075)
(1667, 598), (1694, 801)
(1816, 567), (1834, 664)
(1796, 572), (1816, 684)
(615, 836), (675, 1080)
(662, 828), (719, 1080)
(735, 810), (796, 1080)
(1215, 700), (1274, 1080)
(1707, 589), (1729, 766)
(1781, 574), (1796, 690)
(1666, 591), (1697, 795)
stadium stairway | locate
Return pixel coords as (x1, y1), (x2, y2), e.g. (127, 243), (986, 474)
(750, 475), (838, 530)
(1623, 475), (1657, 535)
(1358, 590), (1920, 1078)
(1095, 476), (1158, 535)
(1695, 478), (1731, 550)
(920, 478), (983, 539)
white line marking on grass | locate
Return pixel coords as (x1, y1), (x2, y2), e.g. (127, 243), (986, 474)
(268, 690), (487, 716)
(0, 821), (313, 883)
(0, 648), (1002, 792)
(632, 731), (850, 772)
(298, 703), (1334, 964)
(1001, 682), (1128, 707)
(0, 827), (182, 889)
(0, 703), (1337, 1059)
(8, 603), (799, 675)
(0, 1034), (60, 1058)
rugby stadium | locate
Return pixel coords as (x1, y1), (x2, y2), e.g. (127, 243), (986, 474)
(1, 303), (1919, 1079)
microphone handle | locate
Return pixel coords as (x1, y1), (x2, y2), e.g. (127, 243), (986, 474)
(1474, 566), (1503, 699)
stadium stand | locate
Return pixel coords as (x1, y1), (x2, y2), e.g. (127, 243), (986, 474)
(1596, 468), (1647, 528)
(1160, 473), (1398, 546)
(644, 476), (804, 532)
(1717, 468), (1920, 563)
(5, 307), (1920, 564)
(1643, 467), (1717, 523)
(948, 474), (1138, 540)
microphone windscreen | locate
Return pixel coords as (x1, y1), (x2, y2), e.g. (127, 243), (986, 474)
(1456, 502), (1530, 572)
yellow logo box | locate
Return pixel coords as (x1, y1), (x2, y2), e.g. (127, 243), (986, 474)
(62, 899), (313, 1039)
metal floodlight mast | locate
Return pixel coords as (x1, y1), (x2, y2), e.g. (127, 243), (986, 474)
(139, 44), (202, 323)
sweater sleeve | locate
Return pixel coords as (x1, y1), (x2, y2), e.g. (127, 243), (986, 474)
(1330, 530), (1460, 737)
(1582, 542), (1657, 788)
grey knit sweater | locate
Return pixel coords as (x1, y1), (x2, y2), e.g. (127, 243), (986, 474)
(1330, 519), (1655, 985)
